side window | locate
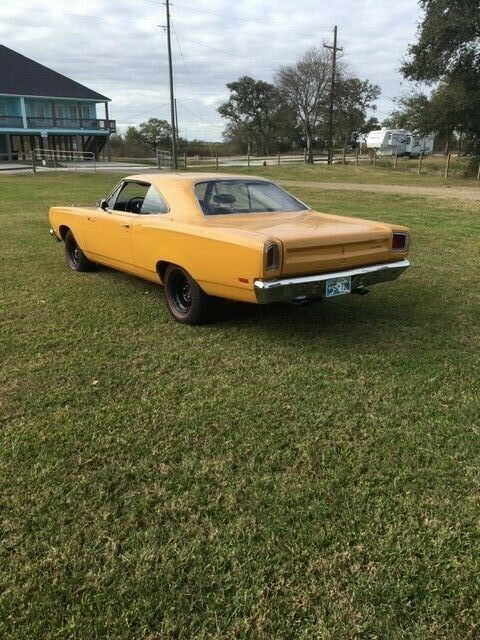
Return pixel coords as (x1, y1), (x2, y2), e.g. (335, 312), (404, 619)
(113, 181), (150, 213)
(140, 185), (169, 214)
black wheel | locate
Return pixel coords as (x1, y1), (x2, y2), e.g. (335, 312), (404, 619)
(164, 264), (210, 325)
(64, 230), (96, 272)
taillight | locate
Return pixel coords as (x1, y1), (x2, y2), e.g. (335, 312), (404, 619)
(392, 232), (408, 251)
(265, 242), (280, 270)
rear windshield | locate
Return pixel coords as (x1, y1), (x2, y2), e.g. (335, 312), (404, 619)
(194, 180), (308, 215)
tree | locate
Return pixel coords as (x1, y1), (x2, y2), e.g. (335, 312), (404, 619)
(218, 76), (284, 155)
(402, 0), (480, 154)
(276, 48), (380, 159)
(136, 118), (172, 154)
(334, 77), (380, 148)
(276, 48), (332, 162)
(384, 88), (460, 153)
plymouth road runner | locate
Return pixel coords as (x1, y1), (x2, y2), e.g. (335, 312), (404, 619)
(49, 173), (410, 324)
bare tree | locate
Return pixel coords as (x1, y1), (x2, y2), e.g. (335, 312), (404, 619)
(276, 47), (333, 163)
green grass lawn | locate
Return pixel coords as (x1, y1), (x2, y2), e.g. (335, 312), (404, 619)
(1, 172), (479, 639)
(191, 156), (480, 189)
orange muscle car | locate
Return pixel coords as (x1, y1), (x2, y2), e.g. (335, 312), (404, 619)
(49, 173), (410, 324)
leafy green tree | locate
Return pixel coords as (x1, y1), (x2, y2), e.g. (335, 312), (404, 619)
(218, 76), (285, 155)
(137, 118), (172, 153)
(334, 77), (381, 148)
(402, 0), (480, 154)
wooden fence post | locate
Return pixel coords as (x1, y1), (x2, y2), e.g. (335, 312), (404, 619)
(304, 148), (307, 165)
(277, 151), (280, 166)
(247, 151), (250, 167)
(31, 152), (36, 175)
(394, 152), (398, 169)
(418, 152), (423, 175)
(444, 154), (451, 179)
(184, 152), (187, 169)
(215, 153), (219, 170)
(342, 146), (346, 165)
(373, 150), (377, 168)
(477, 162), (480, 181)
(355, 148), (359, 166)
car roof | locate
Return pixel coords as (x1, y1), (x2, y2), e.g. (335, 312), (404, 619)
(126, 172), (272, 185)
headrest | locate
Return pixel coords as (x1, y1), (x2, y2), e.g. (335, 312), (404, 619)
(213, 193), (236, 204)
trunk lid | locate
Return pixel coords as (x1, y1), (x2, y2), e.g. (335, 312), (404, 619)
(205, 210), (393, 276)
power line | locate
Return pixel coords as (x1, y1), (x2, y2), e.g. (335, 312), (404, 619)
(172, 32), (283, 65)
(124, 103), (170, 120)
(177, 102), (223, 127)
(171, 21), (206, 128)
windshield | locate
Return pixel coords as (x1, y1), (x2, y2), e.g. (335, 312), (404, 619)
(194, 180), (309, 215)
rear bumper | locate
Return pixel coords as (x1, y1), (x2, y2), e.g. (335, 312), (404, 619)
(254, 259), (410, 303)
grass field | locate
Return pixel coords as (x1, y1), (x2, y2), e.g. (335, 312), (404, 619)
(192, 157), (480, 189)
(1, 172), (479, 639)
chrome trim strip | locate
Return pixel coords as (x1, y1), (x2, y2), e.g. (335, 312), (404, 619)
(253, 259), (410, 303)
(255, 259), (410, 289)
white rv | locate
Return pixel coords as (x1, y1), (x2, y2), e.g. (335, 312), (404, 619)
(366, 128), (434, 157)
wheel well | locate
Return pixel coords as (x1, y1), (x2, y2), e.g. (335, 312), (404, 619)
(59, 225), (70, 241)
(156, 260), (170, 283)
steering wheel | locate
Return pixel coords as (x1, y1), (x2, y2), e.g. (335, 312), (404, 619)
(126, 197), (144, 213)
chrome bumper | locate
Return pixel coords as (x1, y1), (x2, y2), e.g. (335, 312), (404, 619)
(254, 259), (410, 304)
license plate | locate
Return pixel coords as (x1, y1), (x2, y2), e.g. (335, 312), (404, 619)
(325, 276), (352, 298)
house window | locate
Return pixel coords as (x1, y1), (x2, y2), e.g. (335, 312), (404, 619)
(69, 105), (77, 119)
(34, 103), (47, 117)
(81, 105), (91, 118)
(0, 101), (6, 116)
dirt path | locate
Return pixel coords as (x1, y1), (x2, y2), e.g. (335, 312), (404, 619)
(278, 179), (480, 203)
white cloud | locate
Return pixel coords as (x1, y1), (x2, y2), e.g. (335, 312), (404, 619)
(0, 0), (422, 140)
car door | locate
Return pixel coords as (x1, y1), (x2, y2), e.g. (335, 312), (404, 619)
(83, 180), (149, 268)
(130, 184), (171, 273)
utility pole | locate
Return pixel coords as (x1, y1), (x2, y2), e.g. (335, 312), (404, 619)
(174, 97), (180, 155)
(324, 26), (342, 165)
(165, 0), (177, 169)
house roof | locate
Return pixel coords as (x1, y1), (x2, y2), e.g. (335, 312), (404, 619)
(0, 45), (109, 101)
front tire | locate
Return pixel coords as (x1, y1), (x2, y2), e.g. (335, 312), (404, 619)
(64, 230), (96, 272)
(164, 264), (210, 325)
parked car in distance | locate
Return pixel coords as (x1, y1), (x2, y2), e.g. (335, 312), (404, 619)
(49, 173), (410, 324)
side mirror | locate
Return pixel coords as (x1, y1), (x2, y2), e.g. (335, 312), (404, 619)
(100, 199), (108, 211)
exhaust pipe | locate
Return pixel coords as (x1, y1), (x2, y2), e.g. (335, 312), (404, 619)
(352, 287), (370, 296)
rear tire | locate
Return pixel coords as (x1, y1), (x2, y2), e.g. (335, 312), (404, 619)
(164, 264), (210, 325)
(64, 230), (96, 272)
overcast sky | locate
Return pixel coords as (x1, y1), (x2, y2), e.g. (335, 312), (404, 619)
(0, 0), (423, 141)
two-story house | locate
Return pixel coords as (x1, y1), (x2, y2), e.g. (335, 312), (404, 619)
(0, 45), (115, 161)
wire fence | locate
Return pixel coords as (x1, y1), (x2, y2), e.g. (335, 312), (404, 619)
(2, 149), (479, 181)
